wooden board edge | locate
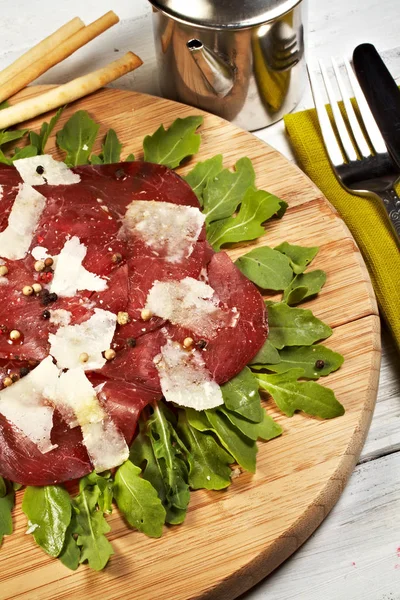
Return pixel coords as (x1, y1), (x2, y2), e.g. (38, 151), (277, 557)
(199, 313), (381, 600)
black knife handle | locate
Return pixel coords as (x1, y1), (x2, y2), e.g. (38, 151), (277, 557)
(353, 43), (400, 168)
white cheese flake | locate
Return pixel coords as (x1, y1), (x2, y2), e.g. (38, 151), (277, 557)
(123, 200), (205, 263)
(154, 339), (223, 410)
(13, 154), (80, 186)
(31, 246), (50, 261)
(0, 356), (59, 453)
(0, 183), (46, 260)
(145, 277), (237, 338)
(49, 308), (117, 370)
(46, 368), (128, 471)
(49, 309), (71, 327)
(26, 521), (40, 535)
(50, 236), (107, 297)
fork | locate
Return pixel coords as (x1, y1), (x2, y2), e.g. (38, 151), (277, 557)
(307, 58), (400, 243)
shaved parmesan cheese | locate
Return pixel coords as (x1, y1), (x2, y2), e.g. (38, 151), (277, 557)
(14, 154), (80, 186)
(49, 308), (117, 370)
(50, 236), (107, 297)
(45, 368), (105, 428)
(46, 368), (128, 471)
(0, 184), (46, 260)
(124, 200), (205, 263)
(81, 420), (129, 472)
(49, 309), (71, 327)
(155, 340), (223, 410)
(145, 277), (236, 338)
(0, 356), (59, 453)
(31, 246), (49, 261)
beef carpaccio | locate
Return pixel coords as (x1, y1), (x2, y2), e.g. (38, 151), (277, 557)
(0, 158), (268, 485)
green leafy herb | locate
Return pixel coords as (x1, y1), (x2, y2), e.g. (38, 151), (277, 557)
(125, 153), (135, 161)
(22, 485), (71, 557)
(258, 370), (344, 418)
(184, 154), (223, 205)
(91, 129), (122, 164)
(268, 302), (332, 349)
(73, 477), (113, 571)
(235, 246), (293, 291)
(249, 339), (281, 365)
(59, 512), (80, 571)
(0, 101), (9, 110)
(114, 460), (166, 537)
(143, 116), (203, 168)
(283, 270), (327, 305)
(275, 241), (319, 274)
(83, 472), (114, 514)
(29, 107), (64, 154)
(11, 144), (38, 161)
(257, 345), (344, 379)
(56, 110), (100, 166)
(186, 408), (257, 473)
(147, 402), (190, 524)
(0, 479), (14, 547)
(207, 188), (284, 251)
(203, 157), (255, 222)
(221, 367), (264, 422)
(220, 407), (282, 441)
(177, 411), (233, 490)
(0, 129), (28, 147)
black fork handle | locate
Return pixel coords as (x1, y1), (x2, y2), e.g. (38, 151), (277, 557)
(377, 187), (400, 243)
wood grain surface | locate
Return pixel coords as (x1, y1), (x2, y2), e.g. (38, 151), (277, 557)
(0, 87), (381, 600)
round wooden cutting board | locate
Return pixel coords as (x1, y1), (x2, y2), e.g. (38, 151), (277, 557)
(0, 87), (380, 600)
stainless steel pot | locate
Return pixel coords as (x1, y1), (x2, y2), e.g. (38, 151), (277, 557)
(149, 0), (307, 131)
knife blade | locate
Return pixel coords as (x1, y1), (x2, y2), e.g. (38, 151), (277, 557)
(353, 43), (400, 170)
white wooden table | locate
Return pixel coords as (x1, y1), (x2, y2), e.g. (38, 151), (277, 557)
(1, 1), (399, 598)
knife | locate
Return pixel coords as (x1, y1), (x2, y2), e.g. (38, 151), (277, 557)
(353, 43), (400, 170)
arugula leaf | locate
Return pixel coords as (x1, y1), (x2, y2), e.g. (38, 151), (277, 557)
(249, 339), (281, 365)
(203, 157), (255, 223)
(207, 187), (284, 251)
(0, 101), (9, 110)
(258, 344), (344, 379)
(0, 129), (28, 147)
(56, 110), (100, 166)
(143, 116), (203, 168)
(0, 479), (14, 547)
(221, 367), (264, 422)
(220, 407), (282, 441)
(184, 154), (223, 205)
(283, 270), (327, 305)
(186, 408), (257, 473)
(268, 302), (332, 349)
(91, 129), (122, 164)
(125, 153), (135, 161)
(74, 478), (113, 571)
(59, 512), (80, 571)
(275, 242), (319, 274)
(11, 144), (38, 161)
(22, 485), (71, 557)
(114, 460), (166, 537)
(83, 472), (114, 514)
(235, 246), (293, 291)
(177, 411), (233, 490)
(0, 148), (11, 164)
(257, 370), (345, 419)
(29, 107), (64, 154)
(148, 402), (190, 524)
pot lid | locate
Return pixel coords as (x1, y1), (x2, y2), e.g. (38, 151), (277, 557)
(148, 0), (302, 30)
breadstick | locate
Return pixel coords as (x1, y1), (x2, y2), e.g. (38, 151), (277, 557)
(0, 11), (120, 103)
(0, 17), (85, 88)
(0, 52), (143, 130)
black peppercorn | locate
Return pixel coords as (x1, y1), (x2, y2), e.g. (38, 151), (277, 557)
(197, 339), (207, 349)
(315, 359), (325, 370)
(127, 337), (136, 348)
(42, 309), (51, 319)
(19, 366), (30, 377)
(36, 165), (44, 175)
(115, 168), (126, 180)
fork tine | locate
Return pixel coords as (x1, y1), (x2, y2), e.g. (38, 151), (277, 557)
(307, 63), (344, 166)
(331, 57), (371, 158)
(319, 60), (358, 162)
(344, 58), (387, 155)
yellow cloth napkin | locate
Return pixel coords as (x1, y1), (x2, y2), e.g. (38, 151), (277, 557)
(284, 107), (400, 349)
